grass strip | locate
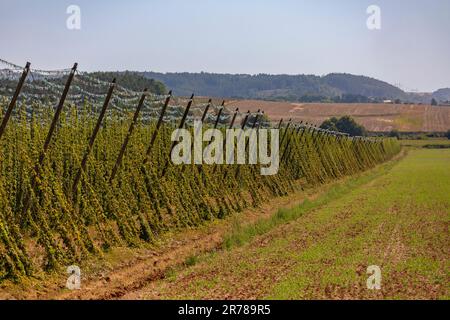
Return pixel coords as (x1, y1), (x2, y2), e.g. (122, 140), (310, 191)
(222, 155), (402, 250)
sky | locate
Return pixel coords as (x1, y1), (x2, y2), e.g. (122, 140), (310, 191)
(1, 0), (449, 92)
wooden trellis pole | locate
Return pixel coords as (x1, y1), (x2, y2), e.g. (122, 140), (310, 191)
(234, 109), (260, 178)
(213, 102), (225, 128)
(280, 122), (301, 163)
(0, 62), (30, 140)
(277, 118), (283, 129)
(181, 99), (213, 174)
(72, 78), (116, 195)
(39, 63), (78, 164)
(229, 108), (239, 129)
(223, 110), (250, 179)
(282, 120), (304, 163)
(201, 99), (212, 123)
(142, 90), (172, 165)
(22, 62), (78, 214)
(212, 107), (239, 174)
(280, 118), (292, 147)
(161, 94), (194, 177)
(257, 111), (264, 130)
(244, 109), (261, 151)
(110, 89), (148, 183)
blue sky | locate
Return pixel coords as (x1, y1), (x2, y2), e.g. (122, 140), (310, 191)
(1, 0), (449, 92)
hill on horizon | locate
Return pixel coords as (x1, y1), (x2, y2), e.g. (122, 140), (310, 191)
(2, 69), (449, 106)
(143, 71), (450, 104)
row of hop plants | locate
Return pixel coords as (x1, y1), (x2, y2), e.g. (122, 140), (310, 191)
(0, 99), (401, 281)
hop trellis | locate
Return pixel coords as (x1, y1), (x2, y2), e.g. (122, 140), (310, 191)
(0, 59), (401, 281)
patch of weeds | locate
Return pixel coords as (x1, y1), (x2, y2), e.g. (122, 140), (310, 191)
(165, 267), (177, 282)
(184, 255), (199, 267)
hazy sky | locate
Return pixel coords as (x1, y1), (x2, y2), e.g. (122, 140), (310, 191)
(1, 0), (449, 92)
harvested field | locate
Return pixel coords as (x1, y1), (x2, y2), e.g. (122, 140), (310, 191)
(226, 100), (450, 132)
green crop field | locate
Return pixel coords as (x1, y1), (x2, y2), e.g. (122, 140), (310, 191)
(1, 1), (449, 306)
(0, 97), (400, 282)
(0, 63), (446, 302)
(138, 149), (449, 300)
(400, 138), (450, 148)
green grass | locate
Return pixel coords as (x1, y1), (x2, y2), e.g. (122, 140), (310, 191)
(401, 138), (450, 148)
(144, 149), (449, 300)
(268, 149), (450, 299)
(223, 157), (400, 250)
(184, 255), (199, 267)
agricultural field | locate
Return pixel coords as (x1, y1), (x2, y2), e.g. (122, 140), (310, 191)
(2, 0), (450, 310)
(227, 100), (450, 132)
(3, 147), (446, 300)
(400, 138), (450, 148)
(125, 149), (450, 300)
(0, 61), (446, 301)
(0, 88), (400, 287)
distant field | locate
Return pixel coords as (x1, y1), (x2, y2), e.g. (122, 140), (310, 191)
(400, 139), (450, 148)
(226, 100), (450, 132)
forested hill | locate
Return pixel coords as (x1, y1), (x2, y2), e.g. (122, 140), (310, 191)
(0, 70), (167, 96)
(142, 72), (408, 102)
(90, 71), (166, 94)
(2, 69), (447, 104)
